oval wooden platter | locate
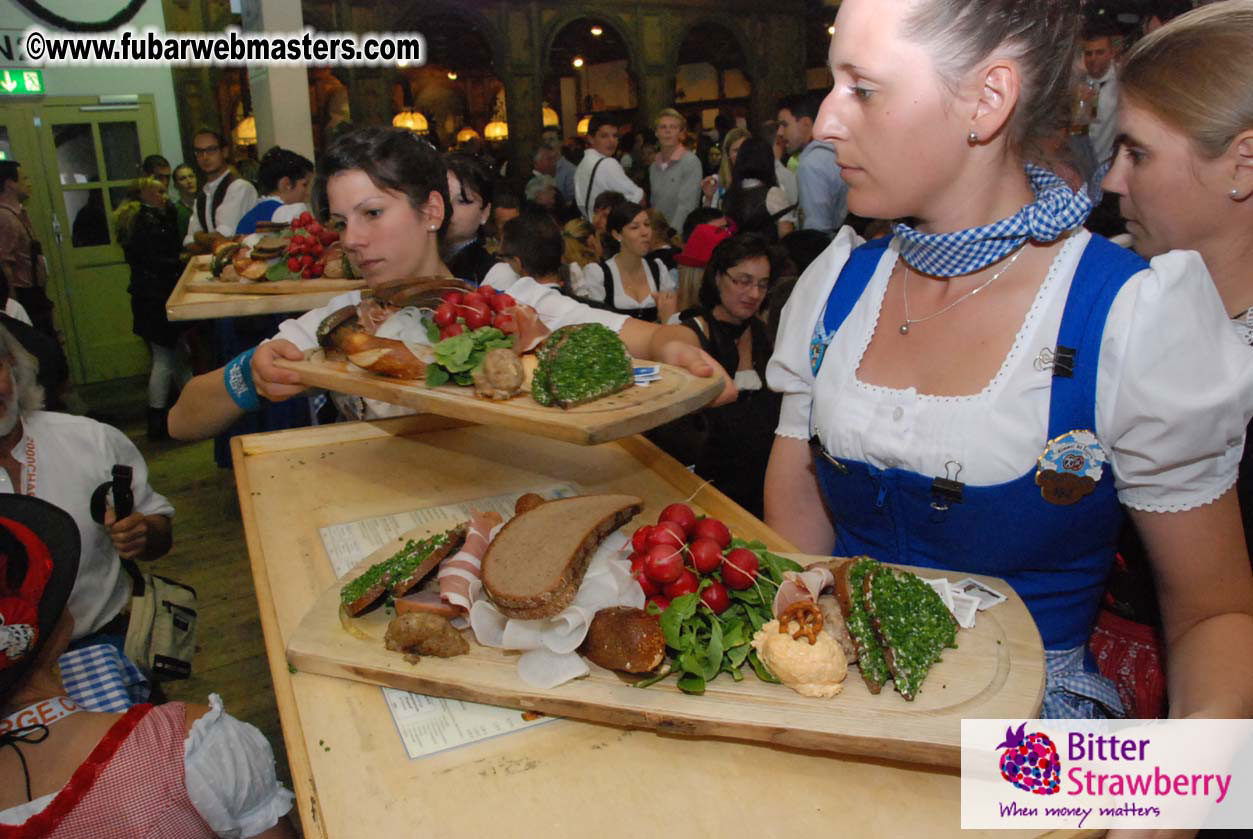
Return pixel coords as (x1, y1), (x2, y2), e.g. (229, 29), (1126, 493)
(275, 349), (724, 446)
(285, 536), (1045, 768)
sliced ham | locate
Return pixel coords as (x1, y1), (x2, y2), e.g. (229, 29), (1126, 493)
(356, 299), (392, 335)
(508, 304), (551, 354)
(394, 590), (460, 619)
(772, 566), (836, 619)
(437, 511), (502, 614)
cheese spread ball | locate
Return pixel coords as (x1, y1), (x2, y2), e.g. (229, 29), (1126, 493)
(751, 619), (848, 698)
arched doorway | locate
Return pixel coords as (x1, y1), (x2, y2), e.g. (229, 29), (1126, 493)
(393, 13), (505, 157)
(673, 21), (753, 175)
(544, 17), (639, 139)
(673, 22), (752, 133)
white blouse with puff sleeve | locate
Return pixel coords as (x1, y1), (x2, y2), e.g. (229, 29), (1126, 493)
(0, 695), (293, 837)
(767, 228), (1253, 513)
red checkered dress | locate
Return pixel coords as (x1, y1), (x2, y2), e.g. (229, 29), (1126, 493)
(2, 703), (216, 838)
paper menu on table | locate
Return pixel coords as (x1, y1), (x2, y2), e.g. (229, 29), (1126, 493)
(317, 483), (578, 760)
(318, 483), (581, 579)
(382, 688), (556, 761)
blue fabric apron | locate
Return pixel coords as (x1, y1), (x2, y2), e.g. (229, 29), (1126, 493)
(809, 235), (1147, 716)
(234, 197), (281, 236)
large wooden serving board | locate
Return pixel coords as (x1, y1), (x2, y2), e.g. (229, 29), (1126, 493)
(287, 544), (1044, 768)
(276, 350), (723, 445)
(166, 255), (364, 320)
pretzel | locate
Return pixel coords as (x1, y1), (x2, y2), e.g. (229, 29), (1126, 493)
(778, 601), (824, 645)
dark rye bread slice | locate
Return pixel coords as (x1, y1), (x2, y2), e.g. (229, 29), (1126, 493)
(834, 557), (890, 694)
(339, 524), (468, 616)
(482, 494), (643, 619)
(862, 564), (958, 701)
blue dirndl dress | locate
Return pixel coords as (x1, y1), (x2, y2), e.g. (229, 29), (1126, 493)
(808, 235), (1147, 718)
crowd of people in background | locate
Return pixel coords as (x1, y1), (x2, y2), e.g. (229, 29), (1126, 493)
(2, 0), (1253, 833)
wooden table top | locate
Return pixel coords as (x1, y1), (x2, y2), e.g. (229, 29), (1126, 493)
(233, 416), (1082, 839)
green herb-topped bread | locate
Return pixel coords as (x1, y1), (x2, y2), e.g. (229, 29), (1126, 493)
(531, 323), (633, 408)
(339, 524), (468, 616)
(862, 564), (958, 701)
(834, 557), (891, 694)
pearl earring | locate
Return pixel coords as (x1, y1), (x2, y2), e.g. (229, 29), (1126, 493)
(968, 131), (979, 143)
(1232, 188), (1241, 199)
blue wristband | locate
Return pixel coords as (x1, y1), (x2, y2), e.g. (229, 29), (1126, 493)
(223, 348), (260, 412)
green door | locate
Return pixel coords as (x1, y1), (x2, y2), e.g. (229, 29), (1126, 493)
(5, 96), (162, 383)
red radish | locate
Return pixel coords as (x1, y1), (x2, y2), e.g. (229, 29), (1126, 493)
(319, 229), (338, 245)
(442, 291), (464, 306)
(462, 304), (491, 330)
(300, 254), (315, 268)
(489, 293), (516, 312)
(658, 503), (698, 536)
(646, 595), (671, 613)
(692, 517), (732, 548)
(287, 257), (301, 272)
(632, 566), (660, 597)
(721, 548), (759, 590)
(688, 538), (723, 575)
(663, 569), (699, 599)
(462, 292), (488, 309)
(434, 302), (457, 328)
(631, 525), (654, 554)
(643, 543), (684, 584)
(700, 581), (730, 615)
(647, 520), (686, 551)
(492, 312), (516, 333)
(440, 323), (465, 340)
(478, 284), (496, 296)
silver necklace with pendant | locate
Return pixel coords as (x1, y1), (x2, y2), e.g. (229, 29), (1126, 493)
(899, 246), (1026, 335)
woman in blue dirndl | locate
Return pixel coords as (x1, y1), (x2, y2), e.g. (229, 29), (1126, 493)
(764, 0), (1253, 719)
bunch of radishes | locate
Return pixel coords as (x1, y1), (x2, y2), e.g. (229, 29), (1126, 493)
(629, 503), (760, 615)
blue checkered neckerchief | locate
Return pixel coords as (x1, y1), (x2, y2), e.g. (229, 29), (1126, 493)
(894, 165), (1093, 278)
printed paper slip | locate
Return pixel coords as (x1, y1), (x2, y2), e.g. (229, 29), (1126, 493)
(382, 689), (555, 761)
(318, 483), (582, 578)
(317, 483), (578, 759)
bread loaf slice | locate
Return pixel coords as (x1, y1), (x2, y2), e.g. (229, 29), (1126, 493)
(862, 564), (958, 701)
(481, 494), (643, 619)
(834, 557), (890, 694)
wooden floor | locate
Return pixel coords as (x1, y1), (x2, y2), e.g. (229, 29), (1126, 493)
(74, 377), (291, 790)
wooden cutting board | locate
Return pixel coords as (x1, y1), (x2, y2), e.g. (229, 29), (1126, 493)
(276, 351), (723, 445)
(166, 255), (363, 320)
(286, 544), (1045, 768)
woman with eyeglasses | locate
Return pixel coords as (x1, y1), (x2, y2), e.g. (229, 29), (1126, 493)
(650, 233), (782, 517)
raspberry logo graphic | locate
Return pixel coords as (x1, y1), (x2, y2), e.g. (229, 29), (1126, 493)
(997, 722), (1061, 795)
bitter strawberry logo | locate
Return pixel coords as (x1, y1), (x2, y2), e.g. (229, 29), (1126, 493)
(997, 722), (1061, 795)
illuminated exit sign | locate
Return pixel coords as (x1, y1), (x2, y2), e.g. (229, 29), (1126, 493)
(0, 68), (44, 96)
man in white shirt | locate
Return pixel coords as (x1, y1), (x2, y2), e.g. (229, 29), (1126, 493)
(649, 108), (702, 234)
(0, 326), (174, 643)
(778, 93), (847, 233)
(1081, 30), (1120, 167)
(182, 129), (259, 249)
(575, 116), (644, 220)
